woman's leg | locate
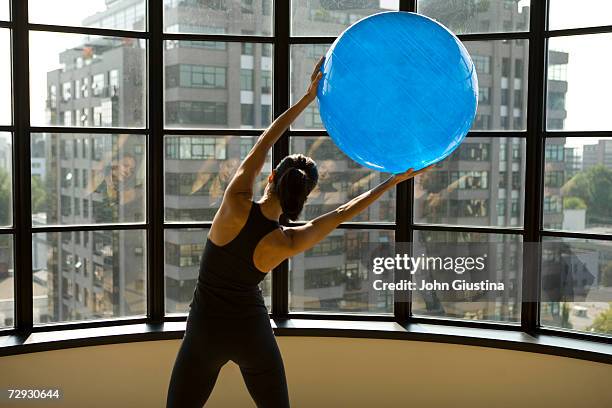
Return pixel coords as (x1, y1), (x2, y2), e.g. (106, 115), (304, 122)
(166, 311), (228, 408)
(234, 314), (290, 408)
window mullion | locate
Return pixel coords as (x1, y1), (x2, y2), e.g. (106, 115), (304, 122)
(147, 0), (164, 323)
(522, 0), (549, 334)
(271, 0), (290, 317)
(11, 0), (34, 333)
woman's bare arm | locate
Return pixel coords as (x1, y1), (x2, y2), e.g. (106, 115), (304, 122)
(224, 57), (324, 200)
(281, 165), (435, 256)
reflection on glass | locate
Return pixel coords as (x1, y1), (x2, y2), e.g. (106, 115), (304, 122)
(290, 136), (395, 222)
(29, 0), (146, 30)
(0, 133), (11, 227)
(543, 138), (612, 233)
(164, 135), (271, 222)
(164, 41), (272, 129)
(290, 44), (330, 130)
(30, 32), (146, 128)
(412, 231), (522, 323)
(165, 228), (272, 314)
(547, 34), (612, 131)
(164, 0), (273, 36)
(417, 0), (530, 34)
(0, 235), (13, 328)
(291, 0), (398, 36)
(0, 29), (11, 125)
(415, 137), (525, 227)
(549, 0), (612, 30)
(32, 229), (146, 324)
(31, 133), (146, 225)
(541, 238), (612, 336)
(289, 229), (394, 314)
(465, 40), (529, 131)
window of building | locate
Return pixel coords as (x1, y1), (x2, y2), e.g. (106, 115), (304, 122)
(241, 103), (255, 126)
(179, 65), (226, 89)
(241, 69), (254, 91)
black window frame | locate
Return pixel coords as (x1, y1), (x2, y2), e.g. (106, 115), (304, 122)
(0, 0), (610, 352)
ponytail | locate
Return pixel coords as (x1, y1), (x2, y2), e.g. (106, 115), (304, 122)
(273, 154), (318, 221)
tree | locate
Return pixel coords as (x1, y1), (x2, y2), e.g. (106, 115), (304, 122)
(562, 165), (612, 226)
(563, 196), (586, 210)
(31, 175), (47, 214)
(0, 168), (10, 225)
(587, 304), (612, 335)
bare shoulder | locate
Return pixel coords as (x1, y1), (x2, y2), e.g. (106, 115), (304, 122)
(208, 192), (252, 246)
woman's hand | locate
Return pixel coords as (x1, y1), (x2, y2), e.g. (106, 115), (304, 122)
(305, 56), (325, 101)
(391, 164), (437, 184)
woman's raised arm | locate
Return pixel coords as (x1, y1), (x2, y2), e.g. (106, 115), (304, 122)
(224, 57), (324, 200)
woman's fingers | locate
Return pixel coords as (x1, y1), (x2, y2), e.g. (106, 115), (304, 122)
(311, 55), (325, 80)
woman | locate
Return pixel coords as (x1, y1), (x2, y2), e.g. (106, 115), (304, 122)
(166, 57), (434, 407)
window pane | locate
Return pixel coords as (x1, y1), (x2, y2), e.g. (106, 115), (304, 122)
(414, 137), (526, 227)
(165, 228), (272, 314)
(465, 40), (529, 131)
(30, 32), (147, 128)
(0, 132), (11, 226)
(547, 34), (612, 131)
(33, 229), (146, 325)
(289, 229), (394, 314)
(164, 135), (271, 222)
(290, 44), (330, 130)
(417, 0), (530, 34)
(541, 238), (612, 336)
(29, 0), (146, 30)
(549, 0), (612, 30)
(291, 0), (398, 36)
(31, 133), (146, 225)
(0, 29), (11, 125)
(543, 137), (612, 233)
(412, 231), (522, 323)
(0, 235), (14, 328)
(164, 41), (273, 129)
(0, 0), (7, 21)
(290, 136), (395, 222)
(164, 0), (272, 36)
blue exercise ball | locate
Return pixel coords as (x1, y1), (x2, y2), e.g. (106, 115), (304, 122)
(317, 11), (478, 174)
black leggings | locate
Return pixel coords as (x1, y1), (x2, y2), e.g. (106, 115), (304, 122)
(166, 307), (290, 408)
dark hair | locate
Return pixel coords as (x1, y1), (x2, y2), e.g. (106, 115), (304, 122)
(273, 154), (318, 221)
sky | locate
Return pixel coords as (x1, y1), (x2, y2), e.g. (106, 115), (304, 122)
(0, 0), (611, 149)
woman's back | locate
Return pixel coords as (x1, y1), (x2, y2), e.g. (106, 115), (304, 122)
(189, 201), (279, 318)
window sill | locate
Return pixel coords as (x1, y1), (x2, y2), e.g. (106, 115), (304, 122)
(0, 319), (610, 364)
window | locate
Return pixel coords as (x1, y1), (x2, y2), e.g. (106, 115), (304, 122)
(290, 137), (395, 222)
(164, 41), (272, 129)
(1, 0), (608, 341)
(164, 136), (270, 222)
(547, 34), (612, 131)
(292, 0), (399, 36)
(241, 69), (254, 91)
(178, 65), (226, 89)
(472, 55), (491, 74)
(417, 0), (530, 34)
(478, 87), (490, 104)
(166, 101), (227, 126)
(241, 104), (255, 126)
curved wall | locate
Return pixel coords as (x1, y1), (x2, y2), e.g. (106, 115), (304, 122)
(1, 337), (611, 407)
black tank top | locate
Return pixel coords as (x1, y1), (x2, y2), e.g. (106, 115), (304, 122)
(189, 201), (279, 318)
